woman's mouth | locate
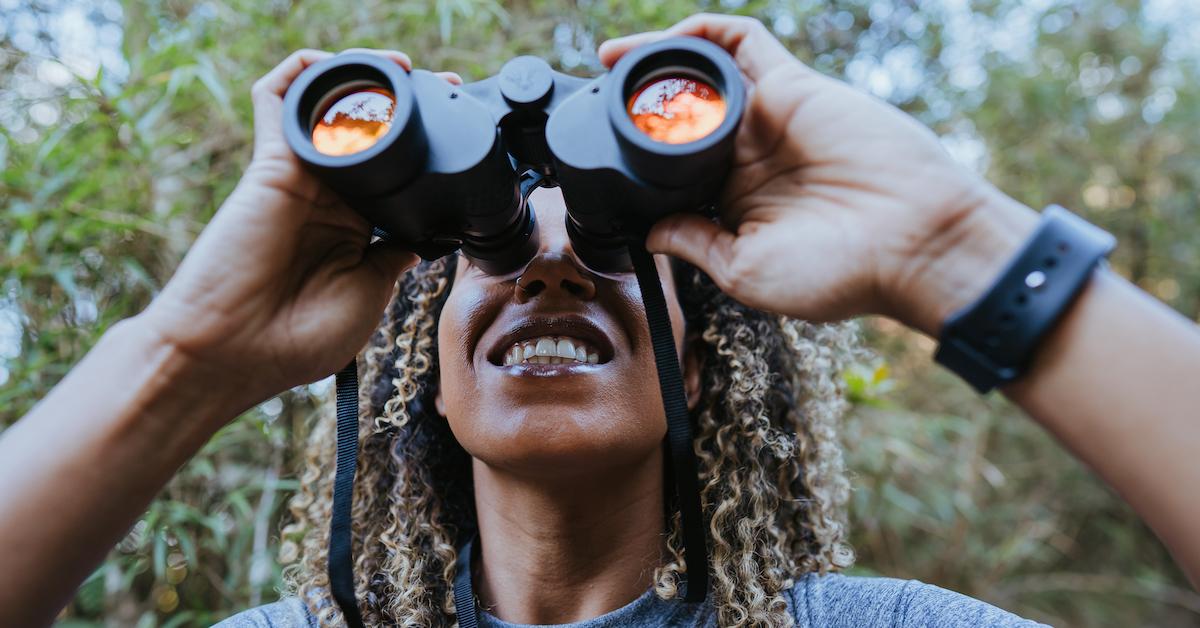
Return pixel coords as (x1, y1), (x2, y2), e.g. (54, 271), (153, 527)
(486, 314), (616, 371)
(501, 336), (600, 366)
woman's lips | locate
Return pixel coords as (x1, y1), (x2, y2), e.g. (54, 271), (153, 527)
(486, 314), (616, 368)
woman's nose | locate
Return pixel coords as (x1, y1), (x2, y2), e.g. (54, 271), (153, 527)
(514, 252), (597, 303)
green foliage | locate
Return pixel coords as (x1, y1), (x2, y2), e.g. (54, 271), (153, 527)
(2, 0), (1199, 625)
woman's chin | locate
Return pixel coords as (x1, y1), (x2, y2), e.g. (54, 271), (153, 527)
(455, 409), (665, 479)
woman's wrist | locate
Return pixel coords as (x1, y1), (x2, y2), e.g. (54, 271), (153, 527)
(888, 186), (1041, 337)
(103, 315), (249, 438)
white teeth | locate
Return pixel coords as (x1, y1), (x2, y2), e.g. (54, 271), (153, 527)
(502, 335), (601, 366)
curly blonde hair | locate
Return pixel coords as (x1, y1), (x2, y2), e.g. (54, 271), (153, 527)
(281, 256), (858, 626)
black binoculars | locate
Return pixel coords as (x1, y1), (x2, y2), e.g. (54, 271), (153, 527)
(282, 37), (745, 274)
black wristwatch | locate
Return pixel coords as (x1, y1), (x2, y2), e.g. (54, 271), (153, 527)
(935, 205), (1115, 393)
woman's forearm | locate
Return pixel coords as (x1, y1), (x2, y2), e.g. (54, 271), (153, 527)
(902, 188), (1200, 587)
(0, 317), (241, 626)
(910, 192), (1200, 588)
(0, 49), (417, 625)
(1005, 268), (1200, 588)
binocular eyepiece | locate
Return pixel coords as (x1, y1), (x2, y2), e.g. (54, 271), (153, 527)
(282, 37), (744, 275)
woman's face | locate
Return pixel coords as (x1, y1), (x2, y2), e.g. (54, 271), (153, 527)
(436, 187), (697, 477)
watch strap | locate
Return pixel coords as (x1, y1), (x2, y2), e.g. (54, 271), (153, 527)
(935, 205), (1115, 393)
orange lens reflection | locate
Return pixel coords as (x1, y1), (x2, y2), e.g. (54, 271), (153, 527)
(311, 87), (396, 156)
(627, 76), (726, 144)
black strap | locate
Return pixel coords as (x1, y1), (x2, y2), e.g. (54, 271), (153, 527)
(328, 242), (710, 626)
(453, 535), (481, 628)
(629, 244), (709, 602)
(330, 360), (365, 628)
(936, 205), (1115, 392)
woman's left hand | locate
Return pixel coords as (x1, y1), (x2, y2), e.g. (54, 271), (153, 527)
(600, 14), (1037, 336)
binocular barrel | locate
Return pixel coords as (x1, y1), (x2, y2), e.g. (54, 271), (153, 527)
(283, 54), (538, 274)
(282, 37), (745, 274)
(549, 37), (744, 271)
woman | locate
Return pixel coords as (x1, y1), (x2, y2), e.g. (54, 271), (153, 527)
(276, 190), (865, 626)
(3, 13), (1199, 627)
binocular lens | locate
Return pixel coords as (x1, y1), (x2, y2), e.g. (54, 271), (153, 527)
(311, 87), (397, 156)
(627, 76), (726, 144)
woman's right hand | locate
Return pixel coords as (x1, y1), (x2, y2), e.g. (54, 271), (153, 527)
(139, 50), (460, 413)
(600, 14), (1039, 336)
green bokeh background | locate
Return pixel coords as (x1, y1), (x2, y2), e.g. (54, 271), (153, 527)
(2, 1), (1199, 626)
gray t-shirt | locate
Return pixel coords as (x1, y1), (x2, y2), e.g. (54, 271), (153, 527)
(214, 573), (1046, 627)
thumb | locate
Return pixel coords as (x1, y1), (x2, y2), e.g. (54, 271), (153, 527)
(645, 213), (736, 278)
(597, 30), (667, 68)
(665, 14), (801, 83)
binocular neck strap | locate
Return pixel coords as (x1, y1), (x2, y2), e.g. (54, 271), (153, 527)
(628, 243), (710, 603)
(330, 360), (366, 628)
(453, 534), (481, 628)
(327, 242), (710, 627)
